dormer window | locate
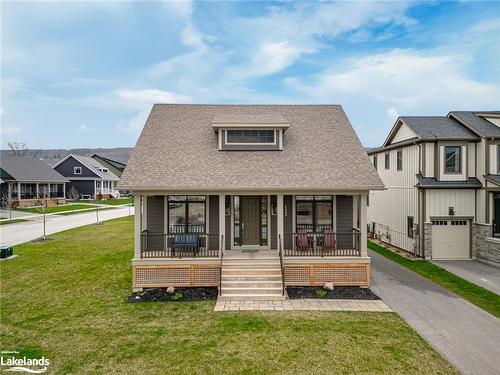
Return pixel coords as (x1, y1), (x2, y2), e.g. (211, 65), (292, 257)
(211, 113), (289, 151)
(74, 166), (82, 175)
(226, 130), (276, 145)
(99, 168), (108, 173)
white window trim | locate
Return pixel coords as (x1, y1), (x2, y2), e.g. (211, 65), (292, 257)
(224, 129), (278, 146)
(74, 166), (82, 175)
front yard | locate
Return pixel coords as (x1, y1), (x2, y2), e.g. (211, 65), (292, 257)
(15, 203), (97, 214)
(0, 217), (457, 374)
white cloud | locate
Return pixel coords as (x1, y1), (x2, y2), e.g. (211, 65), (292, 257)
(77, 124), (95, 133)
(115, 89), (191, 104)
(286, 48), (500, 111)
(0, 125), (21, 136)
(387, 107), (400, 121)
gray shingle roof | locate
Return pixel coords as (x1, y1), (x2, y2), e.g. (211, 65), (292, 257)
(449, 111), (500, 138)
(0, 155), (67, 182)
(399, 117), (479, 141)
(484, 174), (500, 186)
(119, 104), (384, 191)
(70, 154), (120, 181)
(415, 174), (481, 189)
(211, 113), (289, 124)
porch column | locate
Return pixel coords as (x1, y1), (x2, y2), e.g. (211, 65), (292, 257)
(63, 183), (66, 198)
(134, 195), (142, 259)
(277, 194), (284, 250)
(17, 182), (21, 200)
(360, 194), (368, 257)
(36, 183), (39, 199)
(352, 195), (359, 229)
(218, 194), (226, 256)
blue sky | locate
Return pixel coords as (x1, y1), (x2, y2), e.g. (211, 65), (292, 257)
(1, 0), (500, 149)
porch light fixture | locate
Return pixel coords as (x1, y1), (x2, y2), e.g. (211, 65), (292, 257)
(271, 200), (277, 215)
(448, 206), (455, 216)
(225, 196), (231, 216)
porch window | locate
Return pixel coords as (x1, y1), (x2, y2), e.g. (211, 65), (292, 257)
(11, 183), (18, 199)
(168, 195), (206, 234)
(226, 130), (275, 144)
(38, 183), (49, 198)
(50, 183), (64, 198)
(295, 196), (333, 232)
(20, 183), (36, 199)
(445, 146), (461, 173)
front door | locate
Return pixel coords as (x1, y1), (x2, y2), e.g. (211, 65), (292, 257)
(241, 196), (260, 245)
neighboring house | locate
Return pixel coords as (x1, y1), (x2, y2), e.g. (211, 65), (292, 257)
(91, 154), (127, 177)
(0, 155), (68, 208)
(53, 154), (120, 199)
(367, 111), (500, 265)
(118, 104), (384, 296)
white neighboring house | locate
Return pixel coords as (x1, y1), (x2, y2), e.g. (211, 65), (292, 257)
(367, 111), (500, 265)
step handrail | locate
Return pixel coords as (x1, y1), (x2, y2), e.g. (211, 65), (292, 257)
(278, 234), (285, 296)
(219, 234), (224, 296)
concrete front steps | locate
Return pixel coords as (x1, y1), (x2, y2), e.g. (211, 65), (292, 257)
(219, 252), (285, 300)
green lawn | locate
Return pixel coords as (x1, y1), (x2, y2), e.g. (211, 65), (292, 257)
(97, 197), (133, 205)
(55, 206), (118, 216)
(369, 240), (500, 318)
(16, 203), (96, 214)
(0, 218), (457, 374)
(0, 218), (28, 225)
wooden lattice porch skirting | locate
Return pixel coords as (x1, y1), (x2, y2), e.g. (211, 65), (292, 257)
(133, 264), (220, 288)
(284, 263), (370, 287)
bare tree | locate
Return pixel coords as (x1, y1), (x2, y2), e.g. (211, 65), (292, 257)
(95, 193), (103, 224)
(0, 183), (15, 220)
(34, 185), (49, 240)
(66, 185), (79, 214)
(7, 142), (29, 157)
(7, 142), (39, 159)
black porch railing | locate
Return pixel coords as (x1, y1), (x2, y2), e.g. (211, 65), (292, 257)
(282, 230), (361, 257)
(141, 231), (220, 258)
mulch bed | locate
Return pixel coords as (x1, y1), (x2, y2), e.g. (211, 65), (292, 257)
(127, 287), (218, 303)
(287, 286), (380, 300)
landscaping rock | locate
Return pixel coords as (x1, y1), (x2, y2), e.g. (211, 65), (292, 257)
(323, 282), (334, 290)
(127, 287), (218, 303)
(166, 286), (175, 294)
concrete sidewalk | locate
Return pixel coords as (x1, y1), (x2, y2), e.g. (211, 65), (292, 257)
(0, 206), (134, 246)
(432, 260), (500, 295)
(370, 250), (500, 375)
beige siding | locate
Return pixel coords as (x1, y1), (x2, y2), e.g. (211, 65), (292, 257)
(425, 189), (475, 222)
(484, 116), (500, 126)
(489, 144), (498, 174)
(368, 144), (419, 251)
(391, 123), (417, 144)
(424, 142), (434, 177)
(468, 142), (476, 177)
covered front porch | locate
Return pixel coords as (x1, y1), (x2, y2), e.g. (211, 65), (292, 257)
(132, 192), (369, 290)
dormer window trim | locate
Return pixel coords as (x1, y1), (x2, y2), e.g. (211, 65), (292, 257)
(225, 129), (277, 146)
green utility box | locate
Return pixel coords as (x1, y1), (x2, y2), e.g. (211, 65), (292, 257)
(0, 246), (13, 259)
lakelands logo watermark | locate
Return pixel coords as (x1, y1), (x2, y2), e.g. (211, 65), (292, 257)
(1, 351), (50, 373)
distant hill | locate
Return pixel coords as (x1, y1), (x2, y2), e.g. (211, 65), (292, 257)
(0, 147), (133, 166)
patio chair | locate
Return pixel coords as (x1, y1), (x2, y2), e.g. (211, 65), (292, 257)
(295, 229), (312, 252)
(323, 229), (336, 253)
(172, 234), (199, 256)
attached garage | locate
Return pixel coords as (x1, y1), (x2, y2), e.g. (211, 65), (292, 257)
(431, 219), (471, 259)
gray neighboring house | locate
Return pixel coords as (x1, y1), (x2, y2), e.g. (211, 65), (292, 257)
(53, 154), (120, 199)
(368, 111), (500, 265)
(0, 155), (68, 208)
(118, 104), (384, 295)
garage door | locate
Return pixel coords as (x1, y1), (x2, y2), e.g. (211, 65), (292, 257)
(431, 219), (470, 259)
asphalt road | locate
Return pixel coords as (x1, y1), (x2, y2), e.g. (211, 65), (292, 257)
(0, 206), (134, 246)
(370, 250), (500, 375)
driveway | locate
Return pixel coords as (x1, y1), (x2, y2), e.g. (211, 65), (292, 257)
(432, 260), (500, 295)
(0, 206), (134, 246)
(370, 250), (500, 375)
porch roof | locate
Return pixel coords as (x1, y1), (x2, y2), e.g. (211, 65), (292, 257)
(119, 104), (384, 191)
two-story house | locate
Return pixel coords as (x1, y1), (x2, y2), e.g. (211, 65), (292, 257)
(367, 111), (500, 265)
(118, 104), (384, 296)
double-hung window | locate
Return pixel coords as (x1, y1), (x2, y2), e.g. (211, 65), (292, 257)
(385, 152), (390, 169)
(168, 196), (206, 234)
(295, 196), (333, 233)
(397, 150), (403, 171)
(226, 130), (275, 144)
(445, 146), (461, 173)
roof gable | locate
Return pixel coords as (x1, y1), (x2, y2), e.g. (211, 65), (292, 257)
(449, 111), (500, 138)
(119, 104), (383, 191)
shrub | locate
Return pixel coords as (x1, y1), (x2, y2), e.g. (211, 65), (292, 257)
(314, 289), (327, 298)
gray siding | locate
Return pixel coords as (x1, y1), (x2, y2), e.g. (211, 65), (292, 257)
(336, 196), (353, 232)
(209, 195), (219, 249)
(67, 180), (94, 197)
(271, 195), (277, 249)
(55, 156), (100, 178)
(284, 195), (293, 249)
(336, 195), (353, 248)
(147, 196), (164, 234)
